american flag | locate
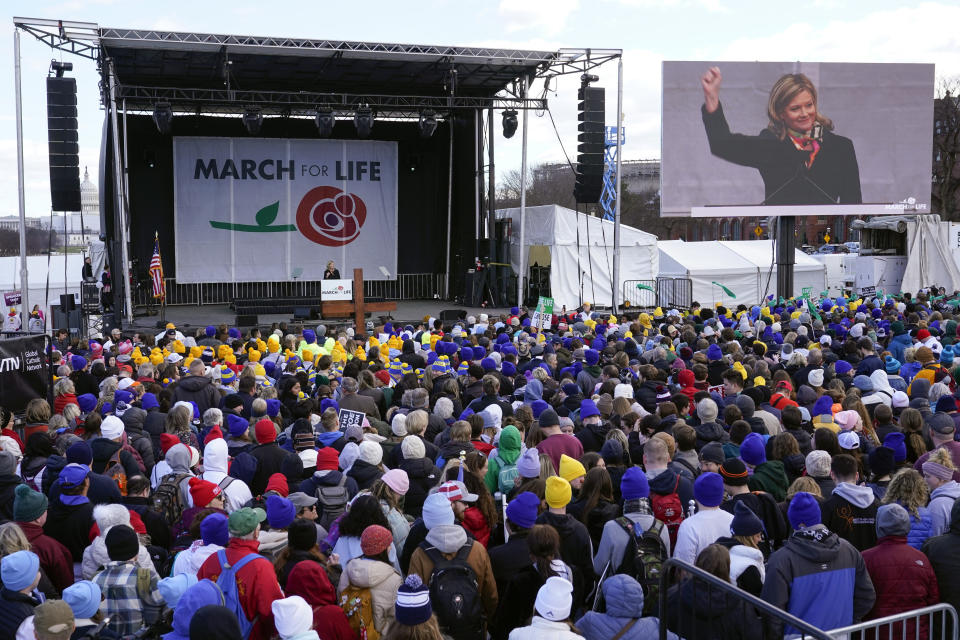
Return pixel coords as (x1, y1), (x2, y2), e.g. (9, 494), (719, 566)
(150, 234), (165, 300)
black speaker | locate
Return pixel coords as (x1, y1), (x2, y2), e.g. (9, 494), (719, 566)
(81, 282), (99, 313)
(47, 77), (81, 212)
(574, 85), (605, 204)
(440, 309), (466, 324)
(59, 294), (76, 312)
(236, 314), (258, 327)
(51, 305), (82, 333)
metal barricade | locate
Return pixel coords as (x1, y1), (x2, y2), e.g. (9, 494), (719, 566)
(826, 604), (958, 640)
(622, 279), (657, 307)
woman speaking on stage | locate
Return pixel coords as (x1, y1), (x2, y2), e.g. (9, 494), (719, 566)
(700, 66), (862, 206)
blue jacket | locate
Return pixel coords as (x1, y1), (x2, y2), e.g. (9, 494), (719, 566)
(761, 526), (876, 636)
(577, 575), (678, 640)
(888, 334), (912, 363)
(907, 507), (935, 550)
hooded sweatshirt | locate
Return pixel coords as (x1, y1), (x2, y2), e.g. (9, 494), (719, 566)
(202, 438), (253, 512)
(747, 460), (789, 502)
(81, 530), (158, 580)
(928, 480), (960, 537)
(484, 425), (522, 494)
(822, 482), (880, 551)
(762, 526), (876, 637)
(340, 557), (402, 635)
(165, 444), (196, 508)
(285, 561), (355, 640)
(576, 574), (679, 640)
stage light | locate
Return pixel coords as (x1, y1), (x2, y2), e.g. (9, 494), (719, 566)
(242, 107), (263, 135)
(49, 60), (73, 78)
(316, 109), (335, 137)
(502, 110), (518, 139)
(580, 73), (599, 85)
(354, 105), (374, 138)
(153, 102), (173, 135)
(418, 110), (438, 138)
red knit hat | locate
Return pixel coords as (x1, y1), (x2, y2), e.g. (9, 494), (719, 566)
(360, 524), (393, 556)
(265, 472), (289, 497)
(204, 425), (224, 445)
(189, 477), (222, 508)
(160, 433), (179, 454)
(373, 369), (391, 387)
(315, 447), (340, 471)
(255, 418), (277, 444)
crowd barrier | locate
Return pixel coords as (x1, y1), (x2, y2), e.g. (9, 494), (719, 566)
(622, 277), (693, 310)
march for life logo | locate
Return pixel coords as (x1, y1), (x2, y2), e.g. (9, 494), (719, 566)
(173, 137), (398, 284)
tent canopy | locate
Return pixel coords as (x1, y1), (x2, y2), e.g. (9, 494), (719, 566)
(497, 205), (658, 309)
(719, 240), (827, 300)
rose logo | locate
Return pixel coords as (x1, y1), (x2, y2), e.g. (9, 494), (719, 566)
(295, 186), (367, 247)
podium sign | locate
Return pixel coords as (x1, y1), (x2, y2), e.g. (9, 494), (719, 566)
(321, 279), (353, 301)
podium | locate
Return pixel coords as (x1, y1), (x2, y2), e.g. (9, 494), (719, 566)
(320, 268), (397, 328)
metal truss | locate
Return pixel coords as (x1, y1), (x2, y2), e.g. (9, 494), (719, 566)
(601, 125), (625, 221)
(539, 48), (622, 80)
(115, 85), (547, 115)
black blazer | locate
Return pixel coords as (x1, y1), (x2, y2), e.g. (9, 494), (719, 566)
(702, 102), (862, 206)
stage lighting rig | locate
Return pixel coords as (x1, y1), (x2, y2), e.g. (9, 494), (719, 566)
(502, 110), (518, 139)
(580, 73), (599, 86)
(316, 109), (335, 137)
(354, 105), (374, 138)
(418, 110), (438, 138)
(153, 102), (173, 135)
(242, 107), (263, 135)
(49, 60), (73, 77)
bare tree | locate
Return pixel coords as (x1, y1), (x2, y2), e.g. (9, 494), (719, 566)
(934, 76), (960, 220)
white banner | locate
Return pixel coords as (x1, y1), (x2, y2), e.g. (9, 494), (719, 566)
(173, 137), (398, 283)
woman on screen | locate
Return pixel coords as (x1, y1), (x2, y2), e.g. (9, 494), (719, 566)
(700, 67), (862, 206)
(324, 260), (341, 280)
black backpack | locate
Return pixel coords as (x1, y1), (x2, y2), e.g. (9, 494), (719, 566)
(316, 474), (349, 530)
(613, 516), (668, 616)
(421, 542), (483, 640)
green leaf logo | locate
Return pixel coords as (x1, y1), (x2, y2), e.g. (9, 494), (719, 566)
(256, 201), (280, 227)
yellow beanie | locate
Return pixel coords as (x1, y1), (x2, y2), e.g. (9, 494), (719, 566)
(172, 340), (185, 354)
(254, 364), (266, 377)
(545, 476), (572, 509)
(732, 361), (747, 380)
(267, 337), (280, 354)
(559, 455), (585, 483)
(248, 349), (261, 362)
(256, 338), (266, 353)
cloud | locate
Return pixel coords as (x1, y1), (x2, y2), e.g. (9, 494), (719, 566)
(497, 0), (580, 36)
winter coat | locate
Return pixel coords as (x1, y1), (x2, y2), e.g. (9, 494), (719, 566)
(485, 426), (523, 494)
(398, 457), (440, 518)
(172, 540), (224, 577)
(256, 529), (288, 560)
(928, 480), (960, 537)
(0, 588), (40, 640)
(663, 577), (761, 640)
(746, 460), (789, 501)
(380, 500), (410, 553)
(346, 459), (383, 491)
(922, 501), (960, 615)
(285, 559), (355, 640)
(89, 437), (141, 478)
(535, 511), (595, 608)
(18, 521), (73, 593)
(592, 509), (672, 577)
(862, 535), (939, 640)
(900, 506), (936, 550)
(673, 508), (734, 566)
(566, 498), (621, 550)
(82, 533), (157, 580)
(786, 428), (813, 456)
(298, 469), (359, 522)
(462, 505), (491, 548)
(693, 421), (728, 450)
(488, 530), (530, 596)
(408, 523), (498, 619)
(577, 574), (678, 640)
(332, 535), (400, 574)
(888, 333), (912, 363)
(0, 473), (20, 521)
(575, 421), (611, 454)
(44, 496), (94, 563)
(720, 492), (789, 552)
(648, 468), (695, 516)
(171, 375), (221, 416)
(196, 538), (285, 640)
(249, 442), (302, 496)
(535, 434), (584, 475)
(508, 616), (584, 640)
(202, 437), (254, 512)
(120, 406), (156, 474)
(822, 482), (880, 551)
(143, 409), (167, 462)
(761, 526), (876, 637)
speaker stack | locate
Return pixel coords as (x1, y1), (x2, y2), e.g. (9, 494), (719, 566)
(574, 85), (605, 204)
(47, 77), (81, 212)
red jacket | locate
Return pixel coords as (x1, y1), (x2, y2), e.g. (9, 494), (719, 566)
(862, 535), (939, 640)
(197, 537), (284, 640)
(285, 561), (356, 640)
(54, 394), (78, 416)
(19, 521), (74, 593)
(462, 506), (491, 547)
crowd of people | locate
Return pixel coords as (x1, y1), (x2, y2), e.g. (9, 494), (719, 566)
(3, 291), (960, 640)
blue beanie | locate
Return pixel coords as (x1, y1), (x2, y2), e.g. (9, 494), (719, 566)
(140, 392), (159, 411)
(942, 349), (955, 366)
(706, 344), (722, 361)
(226, 413), (249, 438)
(835, 360), (853, 375)
(77, 393), (98, 414)
(731, 500), (765, 536)
(481, 357), (496, 371)
(501, 362), (517, 377)
(585, 349), (600, 366)
(157, 573), (197, 609)
(812, 396), (833, 418)
(883, 432), (907, 462)
(114, 389), (134, 405)
(620, 467), (649, 500)
(885, 356), (901, 374)
(460, 347), (474, 361)
(303, 329), (316, 344)
(505, 492), (539, 529)
(693, 472), (724, 507)
(580, 399), (600, 419)
(200, 512), (230, 547)
(205, 325), (216, 337)
(1, 550), (39, 591)
(266, 495), (296, 529)
(739, 433), (767, 466)
(63, 580), (103, 618)
(266, 399), (282, 417)
(788, 491), (821, 529)
(320, 398), (339, 414)
(530, 400), (550, 419)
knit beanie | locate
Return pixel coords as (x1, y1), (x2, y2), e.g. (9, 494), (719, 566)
(422, 493), (455, 530)
(700, 442), (725, 465)
(697, 398), (718, 422)
(545, 476), (572, 509)
(360, 524), (393, 556)
(272, 596), (314, 640)
(105, 524), (139, 561)
(265, 473), (289, 497)
(287, 519), (317, 552)
(381, 469), (410, 495)
(157, 573), (198, 608)
(505, 491), (539, 529)
(579, 399), (600, 419)
(63, 580), (103, 618)
(315, 446), (340, 471)
(620, 467), (649, 501)
(739, 433), (767, 466)
(534, 576), (574, 621)
(358, 441), (383, 466)
(876, 503), (911, 537)
(538, 409), (560, 428)
(804, 450), (832, 477)
(13, 483), (48, 523)
(693, 472), (724, 507)
(600, 439), (623, 466)
(226, 414), (249, 438)
(883, 432), (907, 463)
(558, 455), (586, 483)
(0, 550), (39, 591)
(200, 512), (229, 547)
(719, 458), (749, 486)
(401, 435), (426, 460)
(266, 495), (297, 529)
(255, 418), (277, 444)
(730, 500), (764, 537)
(395, 575), (432, 626)
(188, 477), (222, 509)
(788, 492), (821, 529)
(517, 448), (541, 479)
(868, 446), (896, 478)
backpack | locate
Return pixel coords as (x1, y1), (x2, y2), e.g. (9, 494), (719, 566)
(339, 584), (381, 640)
(105, 451), (128, 496)
(650, 476), (684, 549)
(153, 473), (191, 526)
(422, 542), (484, 640)
(215, 550), (266, 640)
(316, 474), (349, 530)
(613, 516), (668, 616)
(494, 454), (519, 496)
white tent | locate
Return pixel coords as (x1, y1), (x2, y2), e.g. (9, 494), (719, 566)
(658, 240), (758, 306)
(0, 253), (86, 318)
(497, 205), (658, 310)
(719, 241), (827, 300)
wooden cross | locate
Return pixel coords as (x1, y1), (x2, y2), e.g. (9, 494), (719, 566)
(320, 268), (397, 329)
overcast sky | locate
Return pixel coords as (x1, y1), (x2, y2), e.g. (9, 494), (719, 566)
(3, 0), (960, 218)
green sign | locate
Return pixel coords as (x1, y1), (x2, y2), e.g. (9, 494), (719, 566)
(532, 296), (554, 331)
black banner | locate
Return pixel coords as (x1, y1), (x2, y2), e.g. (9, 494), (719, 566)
(0, 335), (48, 413)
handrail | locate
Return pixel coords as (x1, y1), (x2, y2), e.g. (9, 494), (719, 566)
(825, 603), (958, 639)
(658, 557), (833, 640)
